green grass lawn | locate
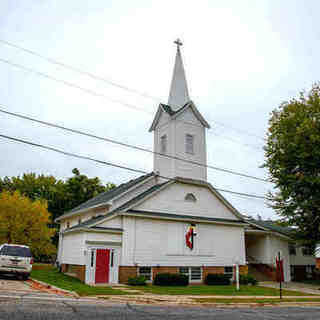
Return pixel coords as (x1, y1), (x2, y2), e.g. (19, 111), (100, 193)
(31, 267), (129, 297)
(132, 284), (314, 296)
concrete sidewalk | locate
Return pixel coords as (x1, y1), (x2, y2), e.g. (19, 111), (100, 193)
(259, 281), (320, 295)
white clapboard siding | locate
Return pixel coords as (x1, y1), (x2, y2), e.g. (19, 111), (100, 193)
(122, 216), (245, 266)
(61, 232), (86, 265)
(98, 216), (123, 229)
(269, 236), (291, 282)
(133, 182), (239, 220)
(289, 247), (316, 266)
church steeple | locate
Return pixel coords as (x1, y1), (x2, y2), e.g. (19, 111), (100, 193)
(168, 39), (190, 110)
(150, 40), (210, 182)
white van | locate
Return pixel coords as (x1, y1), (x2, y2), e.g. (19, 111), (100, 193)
(0, 244), (33, 280)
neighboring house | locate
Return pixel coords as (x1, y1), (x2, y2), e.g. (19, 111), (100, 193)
(244, 220), (316, 281)
(56, 41), (312, 285)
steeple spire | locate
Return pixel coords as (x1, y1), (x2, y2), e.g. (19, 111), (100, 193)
(168, 39), (190, 110)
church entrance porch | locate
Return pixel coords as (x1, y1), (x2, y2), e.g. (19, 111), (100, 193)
(85, 246), (120, 285)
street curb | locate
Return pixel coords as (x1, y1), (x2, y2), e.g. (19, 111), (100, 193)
(29, 278), (79, 298)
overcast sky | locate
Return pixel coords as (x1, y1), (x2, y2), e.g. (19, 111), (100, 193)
(0, 0), (319, 219)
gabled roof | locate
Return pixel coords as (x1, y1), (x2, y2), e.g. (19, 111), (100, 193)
(62, 175), (248, 234)
(55, 172), (155, 222)
(61, 181), (170, 232)
(174, 176), (244, 221)
(149, 101), (210, 132)
(246, 219), (293, 238)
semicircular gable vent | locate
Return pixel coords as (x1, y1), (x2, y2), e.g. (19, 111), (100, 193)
(185, 193), (197, 202)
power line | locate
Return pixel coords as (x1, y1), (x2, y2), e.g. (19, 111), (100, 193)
(0, 55), (266, 153)
(0, 57), (154, 115)
(0, 105), (269, 183)
(0, 132), (267, 200)
(210, 130), (263, 151)
(210, 119), (265, 142)
(0, 38), (265, 142)
(0, 38), (161, 104)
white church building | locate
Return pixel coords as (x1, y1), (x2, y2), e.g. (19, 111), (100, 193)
(56, 41), (314, 285)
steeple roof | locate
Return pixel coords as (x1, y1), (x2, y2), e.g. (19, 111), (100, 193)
(168, 39), (190, 110)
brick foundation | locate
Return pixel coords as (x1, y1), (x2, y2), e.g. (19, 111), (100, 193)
(202, 266), (224, 280)
(239, 265), (248, 275)
(119, 266), (138, 284)
(60, 264), (86, 282)
(152, 266), (178, 279)
(317, 258), (320, 270)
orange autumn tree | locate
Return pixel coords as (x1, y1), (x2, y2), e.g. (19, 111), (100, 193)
(0, 191), (56, 259)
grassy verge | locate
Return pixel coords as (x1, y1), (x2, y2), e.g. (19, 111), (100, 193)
(132, 284), (314, 296)
(31, 266), (130, 296)
(193, 297), (320, 304)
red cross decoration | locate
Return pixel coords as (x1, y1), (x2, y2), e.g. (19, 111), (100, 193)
(185, 225), (196, 250)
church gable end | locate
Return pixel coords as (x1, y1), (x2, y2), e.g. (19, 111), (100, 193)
(131, 181), (242, 222)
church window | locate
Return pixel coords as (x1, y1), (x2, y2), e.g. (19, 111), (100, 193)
(138, 267), (152, 281)
(224, 266), (234, 278)
(190, 267), (201, 280)
(306, 265), (313, 279)
(160, 135), (167, 154)
(302, 246), (313, 256)
(179, 267), (202, 281)
(185, 134), (194, 154)
(289, 244), (296, 255)
(185, 193), (197, 202)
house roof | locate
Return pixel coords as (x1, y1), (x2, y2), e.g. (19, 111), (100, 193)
(55, 172), (155, 222)
(61, 175), (247, 233)
(246, 219), (293, 237)
(149, 101), (210, 132)
(62, 181), (170, 232)
(126, 209), (247, 225)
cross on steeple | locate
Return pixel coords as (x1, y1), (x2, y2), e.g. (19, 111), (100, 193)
(174, 38), (183, 48)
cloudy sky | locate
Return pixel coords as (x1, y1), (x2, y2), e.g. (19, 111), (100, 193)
(0, 0), (319, 219)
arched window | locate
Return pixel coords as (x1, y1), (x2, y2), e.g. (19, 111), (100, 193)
(185, 193), (197, 202)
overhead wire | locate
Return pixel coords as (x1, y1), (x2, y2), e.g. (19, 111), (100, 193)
(0, 38), (265, 142)
(0, 132), (267, 200)
(0, 105), (269, 183)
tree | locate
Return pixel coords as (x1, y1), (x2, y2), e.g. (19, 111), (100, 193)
(0, 169), (115, 223)
(264, 83), (320, 250)
(0, 191), (56, 259)
(63, 168), (115, 213)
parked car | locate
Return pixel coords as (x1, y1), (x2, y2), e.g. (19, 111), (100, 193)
(0, 244), (33, 280)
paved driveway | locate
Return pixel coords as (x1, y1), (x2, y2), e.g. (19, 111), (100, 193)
(0, 274), (34, 292)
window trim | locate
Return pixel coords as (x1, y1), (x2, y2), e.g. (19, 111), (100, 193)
(302, 247), (313, 256)
(185, 134), (194, 155)
(179, 266), (202, 282)
(138, 266), (152, 281)
(224, 266), (234, 280)
(185, 193), (197, 202)
(160, 134), (167, 154)
(289, 244), (296, 256)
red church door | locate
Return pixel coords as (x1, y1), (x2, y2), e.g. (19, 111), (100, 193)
(95, 249), (110, 284)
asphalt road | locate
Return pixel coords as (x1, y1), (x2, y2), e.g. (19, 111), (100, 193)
(0, 299), (319, 320)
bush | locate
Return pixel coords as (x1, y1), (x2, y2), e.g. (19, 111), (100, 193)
(239, 274), (258, 285)
(153, 273), (189, 286)
(205, 274), (232, 285)
(127, 276), (147, 286)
